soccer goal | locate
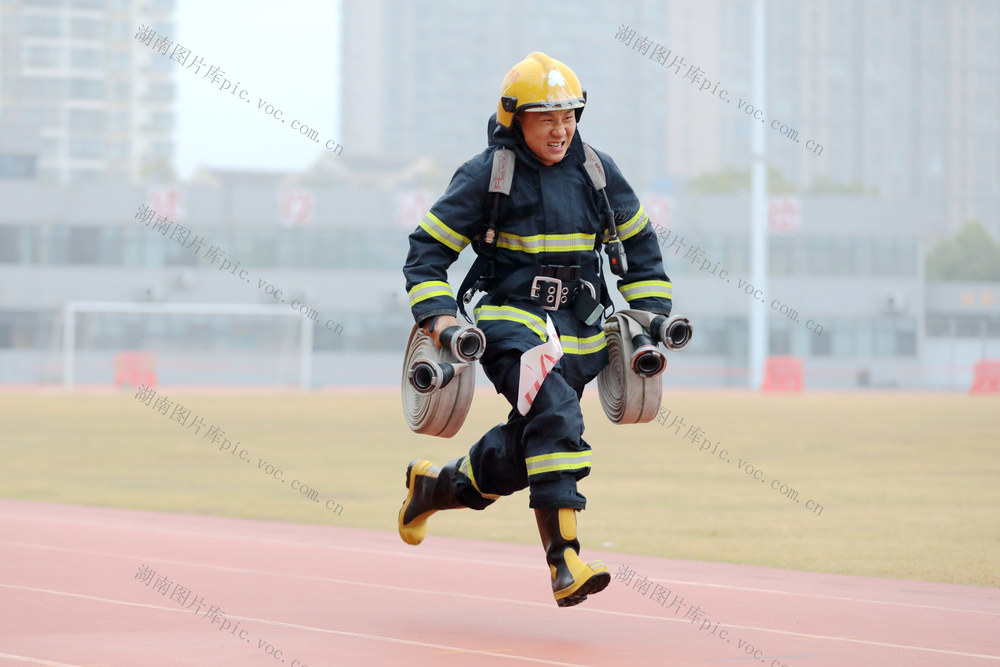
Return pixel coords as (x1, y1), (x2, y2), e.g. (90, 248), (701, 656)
(62, 302), (315, 391)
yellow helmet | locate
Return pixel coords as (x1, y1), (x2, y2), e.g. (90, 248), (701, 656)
(496, 52), (586, 128)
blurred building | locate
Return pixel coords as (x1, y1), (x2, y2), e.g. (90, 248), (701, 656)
(0, 119), (40, 178)
(341, 0), (1000, 235)
(1, 162), (997, 388)
(0, 0), (176, 183)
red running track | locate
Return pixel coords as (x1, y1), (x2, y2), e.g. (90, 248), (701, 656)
(0, 499), (996, 667)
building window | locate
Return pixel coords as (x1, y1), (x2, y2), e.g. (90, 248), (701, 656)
(925, 315), (950, 337)
(41, 139), (62, 162)
(895, 327), (917, 356)
(20, 77), (66, 99)
(150, 112), (174, 131)
(68, 169), (104, 183)
(70, 48), (104, 69)
(872, 237), (917, 276)
(769, 327), (792, 355)
(23, 105), (60, 124)
(0, 311), (44, 349)
(828, 237), (855, 274)
(805, 237), (837, 274)
(21, 15), (62, 37)
(66, 227), (104, 264)
(810, 327), (833, 356)
(68, 109), (106, 130)
(151, 142), (172, 158)
(69, 138), (104, 158)
(956, 316), (986, 337)
(0, 155), (37, 179)
(0, 227), (23, 262)
(69, 78), (106, 99)
(70, 18), (105, 39)
(150, 55), (174, 72)
(23, 45), (62, 67)
(769, 236), (798, 274)
(146, 82), (173, 100)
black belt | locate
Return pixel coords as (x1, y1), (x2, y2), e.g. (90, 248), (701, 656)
(530, 276), (588, 311)
(537, 264), (582, 282)
(480, 264), (604, 325)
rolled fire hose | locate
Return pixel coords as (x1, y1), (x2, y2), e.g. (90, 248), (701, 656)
(401, 324), (486, 438)
(597, 310), (693, 424)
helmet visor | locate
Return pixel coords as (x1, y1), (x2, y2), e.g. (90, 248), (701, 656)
(520, 99), (585, 113)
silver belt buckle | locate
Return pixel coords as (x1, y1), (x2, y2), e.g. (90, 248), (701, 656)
(530, 276), (563, 311)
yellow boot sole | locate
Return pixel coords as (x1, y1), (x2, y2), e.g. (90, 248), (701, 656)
(553, 551), (611, 608)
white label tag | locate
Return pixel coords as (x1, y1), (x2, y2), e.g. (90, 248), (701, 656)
(516, 315), (564, 416)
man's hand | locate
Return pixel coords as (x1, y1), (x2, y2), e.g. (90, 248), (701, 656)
(422, 314), (460, 348)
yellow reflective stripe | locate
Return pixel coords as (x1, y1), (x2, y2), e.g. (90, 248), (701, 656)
(525, 450), (592, 476)
(419, 212), (470, 252)
(496, 232), (595, 254)
(620, 279), (673, 301)
(460, 454), (500, 500)
(527, 451), (591, 464)
(473, 304), (547, 341)
(602, 205), (649, 243)
(408, 280), (453, 307)
(561, 332), (606, 355)
(618, 205), (649, 242)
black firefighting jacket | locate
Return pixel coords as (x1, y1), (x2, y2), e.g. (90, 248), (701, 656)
(403, 116), (672, 362)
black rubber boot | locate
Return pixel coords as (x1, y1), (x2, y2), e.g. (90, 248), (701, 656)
(398, 458), (466, 545)
(535, 508), (610, 607)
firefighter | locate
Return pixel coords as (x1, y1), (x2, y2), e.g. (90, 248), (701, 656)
(399, 52), (673, 607)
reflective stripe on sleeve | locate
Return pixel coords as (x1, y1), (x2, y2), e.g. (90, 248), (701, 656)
(617, 205), (649, 241)
(408, 280), (453, 307)
(473, 304), (547, 341)
(525, 450), (592, 477)
(619, 279), (673, 301)
(496, 232), (595, 254)
(418, 211), (471, 253)
(603, 204), (648, 243)
(560, 332), (606, 355)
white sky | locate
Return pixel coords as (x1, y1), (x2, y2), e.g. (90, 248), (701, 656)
(175, 0), (341, 179)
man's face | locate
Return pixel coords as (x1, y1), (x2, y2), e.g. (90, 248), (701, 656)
(518, 108), (576, 166)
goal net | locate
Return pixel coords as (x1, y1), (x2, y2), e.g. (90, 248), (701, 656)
(61, 302), (314, 391)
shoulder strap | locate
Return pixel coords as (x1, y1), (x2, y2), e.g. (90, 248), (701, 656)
(457, 148), (516, 321)
(581, 143), (607, 190)
(482, 147), (515, 249)
(581, 142), (616, 241)
(581, 143), (628, 307)
(489, 148), (515, 195)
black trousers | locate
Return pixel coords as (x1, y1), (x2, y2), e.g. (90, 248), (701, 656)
(453, 343), (606, 511)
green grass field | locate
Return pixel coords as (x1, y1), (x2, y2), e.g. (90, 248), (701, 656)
(1, 391), (997, 587)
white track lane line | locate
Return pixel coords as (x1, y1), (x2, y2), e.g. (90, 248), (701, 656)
(0, 653), (82, 666)
(2, 548), (998, 662)
(0, 585), (589, 667)
(0, 534), (996, 617)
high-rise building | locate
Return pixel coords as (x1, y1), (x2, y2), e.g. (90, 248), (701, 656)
(341, 0), (720, 188)
(341, 0), (1000, 233)
(0, 0), (176, 183)
(719, 0), (1000, 235)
